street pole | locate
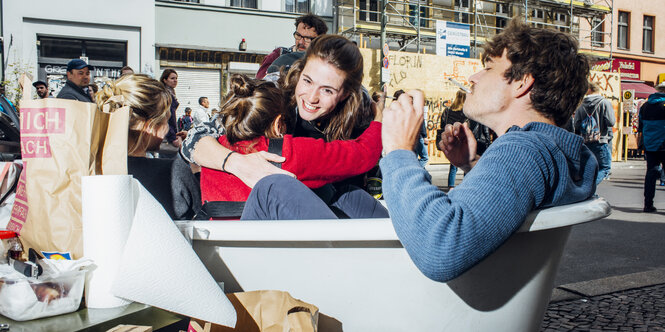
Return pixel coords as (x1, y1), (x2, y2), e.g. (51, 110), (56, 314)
(380, 0), (387, 92)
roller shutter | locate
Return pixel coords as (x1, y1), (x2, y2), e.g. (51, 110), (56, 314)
(161, 67), (221, 120)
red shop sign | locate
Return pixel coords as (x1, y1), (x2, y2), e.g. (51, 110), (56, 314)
(591, 59), (640, 80)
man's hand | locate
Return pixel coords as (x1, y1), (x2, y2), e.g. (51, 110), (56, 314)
(382, 90), (425, 154)
(176, 131), (188, 140)
(438, 122), (479, 173)
(372, 91), (386, 122)
(225, 151), (296, 188)
(171, 136), (183, 148)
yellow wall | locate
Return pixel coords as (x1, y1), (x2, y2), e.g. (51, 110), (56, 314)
(589, 70), (623, 161)
(361, 49), (482, 163)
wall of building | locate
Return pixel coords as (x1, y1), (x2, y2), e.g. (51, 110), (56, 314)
(155, 1), (332, 54)
(2, 0), (155, 83)
(578, 0), (665, 85)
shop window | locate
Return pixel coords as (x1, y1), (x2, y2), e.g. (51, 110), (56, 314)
(85, 40), (127, 62)
(617, 11), (630, 49)
(39, 37), (83, 59)
(38, 36), (126, 63)
(359, 0), (379, 22)
(230, 0), (257, 8)
(643, 15), (654, 53)
(286, 0), (309, 13)
(591, 17), (604, 47)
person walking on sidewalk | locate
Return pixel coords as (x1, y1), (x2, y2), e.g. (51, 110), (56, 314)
(574, 81), (615, 185)
(638, 83), (665, 213)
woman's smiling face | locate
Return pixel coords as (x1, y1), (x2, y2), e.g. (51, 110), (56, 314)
(295, 57), (348, 121)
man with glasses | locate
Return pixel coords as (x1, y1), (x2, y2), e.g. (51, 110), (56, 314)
(255, 13), (328, 79)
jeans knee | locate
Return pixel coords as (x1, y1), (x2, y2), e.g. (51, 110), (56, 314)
(254, 174), (299, 195)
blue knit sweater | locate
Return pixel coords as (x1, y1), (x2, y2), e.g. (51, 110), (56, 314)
(380, 122), (598, 282)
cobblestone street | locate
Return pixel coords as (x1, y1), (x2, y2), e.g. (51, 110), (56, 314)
(541, 284), (665, 331)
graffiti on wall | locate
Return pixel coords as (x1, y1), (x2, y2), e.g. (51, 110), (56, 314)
(361, 49), (482, 163)
(589, 70), (623, 161)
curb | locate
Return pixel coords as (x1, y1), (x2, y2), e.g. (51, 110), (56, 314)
(550, 268), (665, 302)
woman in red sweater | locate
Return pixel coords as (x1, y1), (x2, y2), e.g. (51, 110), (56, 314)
(200, 74), (386, 218)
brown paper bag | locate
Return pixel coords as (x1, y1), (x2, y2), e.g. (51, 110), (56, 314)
(188, 290), (319, 332)
(7, 84), (129, 259)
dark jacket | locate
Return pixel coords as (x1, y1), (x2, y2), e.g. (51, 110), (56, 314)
(57, 80), (93, 103)
(166, 93), (179, 143)
(638, 92), (665, 152)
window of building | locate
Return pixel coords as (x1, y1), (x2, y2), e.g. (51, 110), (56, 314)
(531, 9), (545, 20)
(286, 0), (309, 14)
(409, 0), (429, 27)
(495, 3), (509, 29)
(359, 0), (379, 22)
(39, 37), (127, 63)
(591, 17), (604, 47)
(230, 0), (257, 9)
(617, 11), (630, 49)
(554, 13), (567, 23)
(643, 15), (654, 53)
(454, 0), (470, 24)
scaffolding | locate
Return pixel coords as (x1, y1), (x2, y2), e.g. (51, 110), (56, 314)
(336, 0), (613, 57)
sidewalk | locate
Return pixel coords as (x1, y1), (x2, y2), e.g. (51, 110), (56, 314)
(426, 159), (665, 330)
(541, 269), (665, 331)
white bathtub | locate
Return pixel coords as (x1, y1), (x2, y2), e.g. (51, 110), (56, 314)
(179, 196), (611, 331)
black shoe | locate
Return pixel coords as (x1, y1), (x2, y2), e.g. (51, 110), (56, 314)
(643, 206), (657, 213)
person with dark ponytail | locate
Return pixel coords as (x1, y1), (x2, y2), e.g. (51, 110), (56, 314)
(200, 74), (387, 219)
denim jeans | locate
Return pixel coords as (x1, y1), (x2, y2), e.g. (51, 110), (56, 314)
(448, 164), (458, 188)
(644, 151), (665, 208)
(242, 174), (389, 220)
(415, 137), (428, 167)
(585, 142), (611, 185)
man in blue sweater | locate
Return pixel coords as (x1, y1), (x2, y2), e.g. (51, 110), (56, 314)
(380, 20), (598, 282)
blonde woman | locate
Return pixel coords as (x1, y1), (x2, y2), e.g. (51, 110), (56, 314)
(96, 74), (201, 219)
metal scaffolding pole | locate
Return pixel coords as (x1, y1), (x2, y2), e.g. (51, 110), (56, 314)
(609, 0), (614, 60)
(473, 0), (478, 58)
(416, 1), (421, 52)
(380, 0), (387, 91)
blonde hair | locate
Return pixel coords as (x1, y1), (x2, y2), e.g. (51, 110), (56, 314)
(450, 90), (466, 112)
(95, 74), (172, 155)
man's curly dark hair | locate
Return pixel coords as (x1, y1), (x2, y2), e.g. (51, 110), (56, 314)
(482, 19), (590, 127)
(295, 14), (328, 36)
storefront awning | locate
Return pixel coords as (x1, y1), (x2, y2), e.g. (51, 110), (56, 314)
(621, 82), (657, 99)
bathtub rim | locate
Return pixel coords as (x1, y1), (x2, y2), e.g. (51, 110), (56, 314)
(176, 196), (611, 242)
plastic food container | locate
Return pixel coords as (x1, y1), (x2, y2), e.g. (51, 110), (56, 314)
(0, 270), (85, 321)
(0, 231), (17, 260)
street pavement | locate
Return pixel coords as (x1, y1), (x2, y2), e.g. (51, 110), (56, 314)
(425, 159), (665, 331)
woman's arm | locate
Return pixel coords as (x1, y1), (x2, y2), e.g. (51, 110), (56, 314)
(182, 120), (295, 188)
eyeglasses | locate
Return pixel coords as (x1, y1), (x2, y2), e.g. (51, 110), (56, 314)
(293, 31), (316, 43)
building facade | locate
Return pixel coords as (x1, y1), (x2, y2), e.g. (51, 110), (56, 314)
(578, 0), (665, 94)
(154, 0), (332, 116)
(1, 0), (156, 98)
(1, 0), (332, 118)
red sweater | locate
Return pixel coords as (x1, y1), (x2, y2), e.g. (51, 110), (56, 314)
(201, 121), (382, 202)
